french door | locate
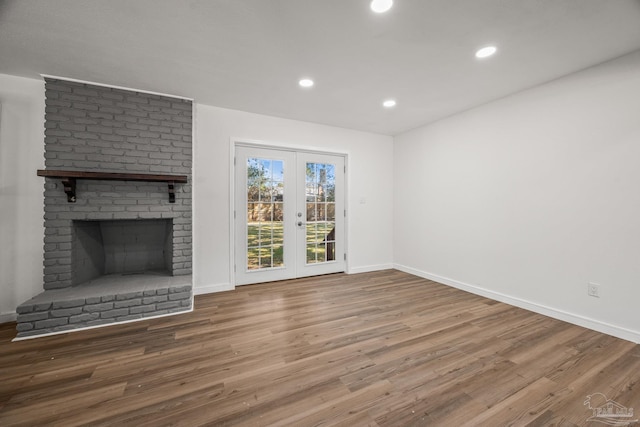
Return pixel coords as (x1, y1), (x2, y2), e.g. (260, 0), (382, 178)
(234, 145), (346, 285)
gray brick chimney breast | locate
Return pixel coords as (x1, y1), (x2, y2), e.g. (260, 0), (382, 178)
(15, 78), (193, 338)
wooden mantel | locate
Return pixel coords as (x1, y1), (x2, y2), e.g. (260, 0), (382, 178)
(37, 170), (188, 203)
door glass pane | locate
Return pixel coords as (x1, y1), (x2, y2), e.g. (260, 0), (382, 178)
(305, 161), (336, 264)
(247, 157), (285, 270)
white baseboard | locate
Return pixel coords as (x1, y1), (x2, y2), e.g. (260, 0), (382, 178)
(394, 264), (640, 344)
(193, 283), (234, 295)
(0, 312), (17, 324)
(348, 263), (394, 274)
(192, 268), (398, 294)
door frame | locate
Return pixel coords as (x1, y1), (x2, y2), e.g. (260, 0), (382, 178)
(230, 138), (349, 287)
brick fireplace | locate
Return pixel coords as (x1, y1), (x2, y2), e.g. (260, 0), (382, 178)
(15, 78), (193, 338)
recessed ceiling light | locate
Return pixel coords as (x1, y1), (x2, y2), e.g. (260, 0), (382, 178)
(299, 78), (314, 88)
(475, 46), (497, 59)
(371, 0), (393, 13)
(383, 99), (396, 108)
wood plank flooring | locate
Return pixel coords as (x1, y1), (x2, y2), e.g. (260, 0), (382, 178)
(1, 269), (639, 426)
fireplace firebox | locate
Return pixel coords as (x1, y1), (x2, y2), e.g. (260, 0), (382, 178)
(73, 219), (174, 285)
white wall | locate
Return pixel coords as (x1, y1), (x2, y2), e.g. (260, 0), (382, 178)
(394, 50), (640, 342)
(193, 105), (394, 294)
(0, 74), (45, 322)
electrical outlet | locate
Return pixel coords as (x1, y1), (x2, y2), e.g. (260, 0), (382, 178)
(588, 282), (600, 298)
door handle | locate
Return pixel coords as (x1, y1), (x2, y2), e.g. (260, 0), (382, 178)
(297, 221), (304, 227)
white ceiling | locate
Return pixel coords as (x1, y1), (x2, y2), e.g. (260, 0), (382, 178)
(1, 0), (640, 135)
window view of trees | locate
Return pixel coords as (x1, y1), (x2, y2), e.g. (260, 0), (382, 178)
(247, 158), (284, 270)
(305, 163), (336, 263)
(245, 158), (337, 270)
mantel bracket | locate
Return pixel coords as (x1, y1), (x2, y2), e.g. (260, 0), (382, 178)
(61, 178), (77, 203)
(168, 182), (176, 203)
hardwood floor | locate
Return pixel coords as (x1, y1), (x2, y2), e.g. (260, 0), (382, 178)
(1, 270), (639, 426)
